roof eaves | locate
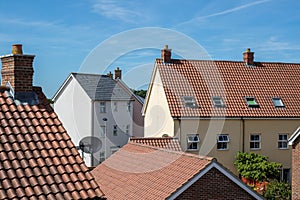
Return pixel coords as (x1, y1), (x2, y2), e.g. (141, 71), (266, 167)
(142, 61), (159, 115)
(289, 126), (300, 145)
(52, 73), (74, 101)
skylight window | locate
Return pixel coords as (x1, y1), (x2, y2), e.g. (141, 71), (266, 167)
(182, 96), (198, 108)
(245, 97), (259, 108)
(272, 98), (285, 108)
(212, 96), (225, 108)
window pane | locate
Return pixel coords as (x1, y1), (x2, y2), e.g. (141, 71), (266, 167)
(273, 98), (284, 107)
(182, 96), (198, 108)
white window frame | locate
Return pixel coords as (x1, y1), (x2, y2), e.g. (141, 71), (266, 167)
(217, 134), (229, 150)
(113, 125), (118, 136)
(279, 168), (290, 183)
(278, 134), (288, 149)
(100, 101), (106, 113)
(187, 134), (200, 151)
(250, 134), (261, 150)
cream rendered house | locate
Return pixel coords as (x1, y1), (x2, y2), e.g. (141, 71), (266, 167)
(53, 68), (144, 167)
(143, 46), (300, 180)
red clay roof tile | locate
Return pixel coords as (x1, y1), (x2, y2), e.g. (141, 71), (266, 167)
(130, 137), (182, 151)
(0, 87), (105, 199)
(155, 59), (300, 117)
(92, 142), (213, 200)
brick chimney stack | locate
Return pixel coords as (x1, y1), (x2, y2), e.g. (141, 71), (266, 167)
(114, 67), (122, 79)
(161, 45), (172, 63)
(107, 71), (113, 79)
(243, 48), (254, 65)
(1, 44), (35, 92)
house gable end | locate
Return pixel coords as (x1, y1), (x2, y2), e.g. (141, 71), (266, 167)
(168, 162), (263, 200)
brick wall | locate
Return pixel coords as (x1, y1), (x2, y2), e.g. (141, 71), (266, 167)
(292, 137), (300, 200)
(1, 55), (34, 92)
(175, 167), (256, 200)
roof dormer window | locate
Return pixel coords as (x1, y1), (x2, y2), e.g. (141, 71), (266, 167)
(182, 96), (198, 108)
(272, 97), (285, 108)
(245, 97), (259, 108)
(212, 96), (225, 108)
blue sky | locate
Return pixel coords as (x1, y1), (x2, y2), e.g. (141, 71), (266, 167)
(1, 0), (300, 97)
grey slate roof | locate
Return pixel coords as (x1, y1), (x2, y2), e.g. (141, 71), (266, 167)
(72, 73), (132, 101)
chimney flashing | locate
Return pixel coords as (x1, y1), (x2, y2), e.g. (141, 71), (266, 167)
(0, 54), (35, 59)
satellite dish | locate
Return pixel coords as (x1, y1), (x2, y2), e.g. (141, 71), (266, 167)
(79, 136), (102, 154)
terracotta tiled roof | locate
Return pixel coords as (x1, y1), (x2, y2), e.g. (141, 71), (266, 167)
(92, 142), (213, 200)
(0, 86), (105, 199)
(156, 59), (300, 117)
(129, 137), (182, 151)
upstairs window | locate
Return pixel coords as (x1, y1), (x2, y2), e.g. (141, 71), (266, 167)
(272, 98), (285, 108)
(217, 134), (229, 150)
(187, 134), (200, 151)
(212, 96), (225, 108)
(245, 97), (259, 108)
(278, 134), (288, 149)
(113, 125), (118, 136)
(182, 96), (198, 108)
(126, 124), (130, 134)
(250, 134), (261, 150)
(100, 101), (106, 113)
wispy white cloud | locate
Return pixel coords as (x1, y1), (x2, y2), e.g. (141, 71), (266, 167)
(178, 0), (270, 26)
(91, 0), (141, 23)
(0, 16), (59, 28)
(258, 36), (300, 51)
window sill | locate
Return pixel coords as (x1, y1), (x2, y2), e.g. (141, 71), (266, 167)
(217, 148), (229, 151)
(186, 149), (199, 151)
(250, 148), (261, 151)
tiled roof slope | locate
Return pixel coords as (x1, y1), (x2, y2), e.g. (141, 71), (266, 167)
(72, 73), (131, 101)
(92, 142), (213, 200)
(156, 59), (300, 117)
(0, 86), (105, 200)
(129, 137), (182, 151)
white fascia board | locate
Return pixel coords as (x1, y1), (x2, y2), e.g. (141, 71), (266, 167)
(168, 162), (264, 200)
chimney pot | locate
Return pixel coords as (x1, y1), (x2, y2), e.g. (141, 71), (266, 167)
(12, 44), (23, 54)
(114, 67), (122, 79)
(243, 48), (254, 65)
(161, 45), (172, 63)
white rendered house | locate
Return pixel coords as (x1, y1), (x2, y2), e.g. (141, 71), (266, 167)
(53, 69), (144, 166)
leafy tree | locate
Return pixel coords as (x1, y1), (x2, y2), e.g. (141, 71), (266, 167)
(234, 151), (282, 182)
(133, 89), (147, 98)
(264, 180), (291, 200)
